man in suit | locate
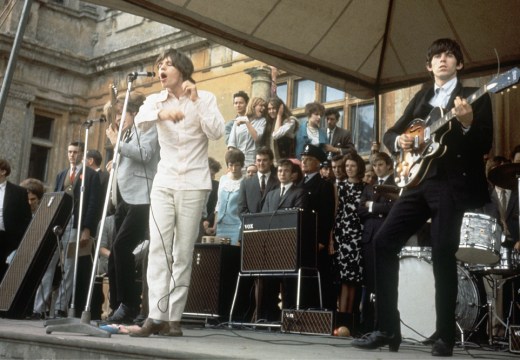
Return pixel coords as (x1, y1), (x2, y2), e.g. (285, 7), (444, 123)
(323, 108), (355, 155)
(32, 141), (101, 318)
(357, 152), (397, 333)
(299, 144), (336, 310)
(262, 159), (307, 212)
(86, 150), (110, 199)
(239, 147), (279, 214)
(352, 38), (493, 356)
(104, 91), (159, 323)
(0, 158), (32, 280)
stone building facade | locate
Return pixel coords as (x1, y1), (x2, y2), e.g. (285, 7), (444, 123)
(1, 0), (518, 189)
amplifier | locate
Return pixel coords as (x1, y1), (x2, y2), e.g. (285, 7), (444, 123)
(241, 209), (316, 273)
(281, 309), (333, 335)
(183, 244), (241, 319)
(0, 192), (72, 318)
(511, 325), (520, 353)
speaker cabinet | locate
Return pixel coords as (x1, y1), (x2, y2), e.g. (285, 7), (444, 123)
(183, 244), (241, 318)
(511, 325), (520, 353)
(241, 210), (317, 273)
(281, 309), (334, 335)
(0, 192), (72, 318)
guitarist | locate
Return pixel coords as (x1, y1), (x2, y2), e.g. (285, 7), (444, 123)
(352, 38), (493, 356)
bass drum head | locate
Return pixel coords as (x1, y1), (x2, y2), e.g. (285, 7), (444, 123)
(398, 255), (435, 340)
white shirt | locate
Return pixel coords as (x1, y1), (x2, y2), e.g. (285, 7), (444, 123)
(135, 90), (225, 190)
(0, 181), (6, 231)
(430, 77), (457, 109)
(280, 182), (292, 196)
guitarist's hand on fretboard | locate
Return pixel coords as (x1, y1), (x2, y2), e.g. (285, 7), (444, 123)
(453, 96), (473, 128)
(398, 133), (414, 151)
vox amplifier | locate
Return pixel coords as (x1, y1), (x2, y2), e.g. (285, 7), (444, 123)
(511, 325), (520, 353)
(241, 209), (316, 273)
(281, 309), (333, 335)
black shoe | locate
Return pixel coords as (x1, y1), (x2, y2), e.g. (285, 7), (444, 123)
(431, 338), (454, 357)
(27, 312), (45, 320)
(54, 310), (68, 318)
(351, 330), (401, 352)
(422, 331), (439, 345)
(106, 303), (137, 324)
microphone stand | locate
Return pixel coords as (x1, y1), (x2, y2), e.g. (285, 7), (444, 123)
(46, 74), (138, 337)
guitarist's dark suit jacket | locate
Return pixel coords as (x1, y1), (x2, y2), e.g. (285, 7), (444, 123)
(376, 80), (493, 340)
(238, 171), (279, 214)
(261, 184), (307, 212)
(55, 165), (101, 235)
(0, 181), (32, 279)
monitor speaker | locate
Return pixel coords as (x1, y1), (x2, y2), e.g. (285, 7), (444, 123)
(0, 192), (72, 318)
(183, 244), (242, 319)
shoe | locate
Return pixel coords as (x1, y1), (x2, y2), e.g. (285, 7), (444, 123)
(106, 303), (137, 324)
(431, 338), (453, 357)
(27, 312), (45, 320)
(422, 331), (439, 345)
(129, 318), (169, 337)
(159, 321), (183, 337)
(54, 310), (68, 318)
(351, 330), (401, 352)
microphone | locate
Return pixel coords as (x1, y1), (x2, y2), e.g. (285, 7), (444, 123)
(82, 115), (107, 126)
(128, 71), (156, 77)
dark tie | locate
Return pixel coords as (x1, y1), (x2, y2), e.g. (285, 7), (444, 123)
(304, 175), (309, 183)
(280, 186), (286, 198)
(499, 189), (507, 219)
(261, 174), (266, 193)
(379, 179), (384, 185)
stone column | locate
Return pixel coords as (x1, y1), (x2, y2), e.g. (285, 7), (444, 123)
(245, 66), (272, 101)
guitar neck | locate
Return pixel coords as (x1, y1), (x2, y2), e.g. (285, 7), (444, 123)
(430, 85), (488, 134)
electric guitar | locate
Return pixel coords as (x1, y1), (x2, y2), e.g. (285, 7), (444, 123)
(394, 67), (520, 188)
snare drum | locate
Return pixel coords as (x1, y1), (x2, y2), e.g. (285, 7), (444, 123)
(398, 247), (484, 340)
(456, 213), (501, 265)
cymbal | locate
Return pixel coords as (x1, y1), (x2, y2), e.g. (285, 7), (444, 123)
(488, 163), (520, 190)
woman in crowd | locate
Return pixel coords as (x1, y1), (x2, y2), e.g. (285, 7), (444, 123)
(268, 97), (298, 162)
(294, 101), (327, 160)
(228, 97), (266, 169)
(334, 151), (365, 332)
(212, 149), (245, 245)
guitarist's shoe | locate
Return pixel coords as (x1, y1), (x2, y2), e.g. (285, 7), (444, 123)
(351, 330), (401, 352)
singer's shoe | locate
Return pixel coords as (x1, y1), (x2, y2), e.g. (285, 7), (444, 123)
(351, 330), (401, 352)
(129, 318), (169, 337)
(431, 338), (454, 357)
(106, 303), (137, 324)
(159, 321), (183, 337)
(422, 331), (439, 345)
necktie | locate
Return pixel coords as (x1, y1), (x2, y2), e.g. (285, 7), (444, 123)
(261, 174), (266, 193)
(499, 189), (508, 219)
(328, 130), (332, 144)
(379, 179), (384, 185)
(304, 175), (309, 183)
(280, 186), (286, 198)
(70, 166), (76, 183)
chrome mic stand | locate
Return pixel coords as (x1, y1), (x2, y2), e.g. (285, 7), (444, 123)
(46, 73), (138, 337)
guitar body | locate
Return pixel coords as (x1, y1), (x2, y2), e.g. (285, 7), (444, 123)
(394, 116), (449, 188)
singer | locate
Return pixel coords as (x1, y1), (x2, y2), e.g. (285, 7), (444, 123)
(130, 49), (224, 337)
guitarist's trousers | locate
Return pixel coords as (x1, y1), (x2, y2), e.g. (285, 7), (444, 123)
(372, 178), (465, 343)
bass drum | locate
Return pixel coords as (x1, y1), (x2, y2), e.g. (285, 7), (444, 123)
(398, 247), (484, 340)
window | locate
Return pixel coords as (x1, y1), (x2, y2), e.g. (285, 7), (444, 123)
(322, 86), (345, 103)
(28, 114), (54, 182)
(292, 79), (315, 109)
(350, 103), (375, 155)
(276, 82), (288, 104)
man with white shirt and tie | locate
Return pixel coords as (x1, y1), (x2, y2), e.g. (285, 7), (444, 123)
(262, 159), (307, 212)
(323, 108), (355, 156)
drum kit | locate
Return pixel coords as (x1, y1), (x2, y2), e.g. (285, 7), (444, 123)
(395, 163), (520, 345)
